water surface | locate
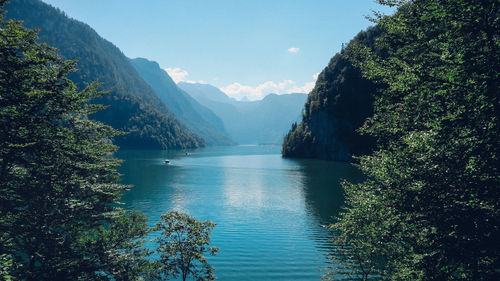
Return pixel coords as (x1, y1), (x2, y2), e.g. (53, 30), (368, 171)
(117, 145), (362, 280)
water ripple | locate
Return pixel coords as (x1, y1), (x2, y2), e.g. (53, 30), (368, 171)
(117, 146), (361, 281)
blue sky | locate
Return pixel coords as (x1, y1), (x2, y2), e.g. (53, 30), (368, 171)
(41, 0), (393, 100)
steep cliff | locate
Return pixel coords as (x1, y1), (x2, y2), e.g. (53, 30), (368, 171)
(282, 26), (382, 161)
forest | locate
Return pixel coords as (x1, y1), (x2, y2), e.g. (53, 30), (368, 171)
(320, 0), (499, 280)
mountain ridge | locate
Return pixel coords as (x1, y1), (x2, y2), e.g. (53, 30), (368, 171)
(130, 58), (234, 146)
(179, 82), (307, 145)
(5, 0), (204, 149)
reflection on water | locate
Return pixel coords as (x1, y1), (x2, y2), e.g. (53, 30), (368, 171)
(293, 159), (364, 224)
(116, 145), (362, 281)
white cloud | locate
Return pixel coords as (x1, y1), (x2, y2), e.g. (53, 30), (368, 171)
(287, 81), (316, 94)
(287, 73), (320, 94)
(287, 47), (300, 53)
(222, 80), (292, 101)
(164, 67), (205, 84)
(221, 73), (320, 101)
(184, 79), (206, 84)
(164, 67), (189, 83)
(163, 66), (319, 100)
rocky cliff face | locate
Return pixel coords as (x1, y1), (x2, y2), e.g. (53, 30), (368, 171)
(308, 111), (351, 160)
(282, 26), (383, 161)
(282, 111), (352, 161)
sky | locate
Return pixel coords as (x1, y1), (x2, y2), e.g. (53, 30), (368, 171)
(41, 0), (394, 101)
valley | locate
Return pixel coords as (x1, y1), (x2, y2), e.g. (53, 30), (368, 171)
(1, 0), (497, 280)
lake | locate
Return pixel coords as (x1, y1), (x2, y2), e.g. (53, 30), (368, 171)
(117, 145), (362, 280)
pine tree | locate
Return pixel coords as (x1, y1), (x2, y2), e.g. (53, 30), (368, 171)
(0, 2), (153, 279)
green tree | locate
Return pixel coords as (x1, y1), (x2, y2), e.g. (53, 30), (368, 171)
(154, 211), (219, 281)
(328, 0), (499, 280)
(0, 254), (12, 281)
(0, 2), (153, 280)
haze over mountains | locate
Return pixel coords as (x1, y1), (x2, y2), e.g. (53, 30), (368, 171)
(128, 57), (307, 145)
(129, 58), (234, 146)
(179, 82), (307, 144)
(5, 0), (309, 148)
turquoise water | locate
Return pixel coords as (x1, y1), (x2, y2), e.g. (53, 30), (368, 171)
(117, 145), (362, 280)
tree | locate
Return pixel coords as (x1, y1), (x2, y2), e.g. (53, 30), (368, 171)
(328, 0), (499, 280)
(0, 2), (153, 280)
(154, 211), (219, 281)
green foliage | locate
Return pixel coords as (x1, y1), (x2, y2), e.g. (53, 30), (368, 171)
(5, 0), (204, 149)
(282, 27), (383, 161)
(0, 5), (154, 280)
(154, 211), (219, 281)
(328, 0), (499, 280)
(0, 254), (12, 281)
(93, 93), (203, 150)
(282, 122), (315, 158)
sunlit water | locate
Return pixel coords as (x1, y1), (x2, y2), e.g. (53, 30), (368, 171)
(117, 145), (362, 280)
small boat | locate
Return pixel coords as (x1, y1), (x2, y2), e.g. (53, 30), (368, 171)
(164, 159), (170, 164)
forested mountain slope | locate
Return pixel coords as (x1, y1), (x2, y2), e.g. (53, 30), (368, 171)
(282, 26), (382, 161)
(5, 0), (204, 149)
(130, 58), (233, 146)
(179, 82), (307, 145)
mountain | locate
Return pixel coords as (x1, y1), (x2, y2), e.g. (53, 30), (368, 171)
(179, 82), (307, 145)
(177, 82), (236, 104)
(232, 93), (307, 144)
(129, 58), (234, 146)
(281, 26), (383, 161)
(5, 0), (204, 149)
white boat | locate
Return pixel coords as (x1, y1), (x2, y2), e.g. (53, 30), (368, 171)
(164, 159), (170, 164)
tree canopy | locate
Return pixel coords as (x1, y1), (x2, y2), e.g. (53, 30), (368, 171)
(154, 211), (219, 281)
(328, 0), (499, 280)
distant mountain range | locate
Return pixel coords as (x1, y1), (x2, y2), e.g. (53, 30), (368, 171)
(129, 58), (234, 146)
(5, 0), (309, 149)
(5, 0), (204, 149)
(179, 82), (307, 145)
(178, 83), (237, 104)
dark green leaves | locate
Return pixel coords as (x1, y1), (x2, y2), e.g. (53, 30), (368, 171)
(154, 211), (219, 281)
(328, 0), (500, 280)
(0, 4), (152, 280)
